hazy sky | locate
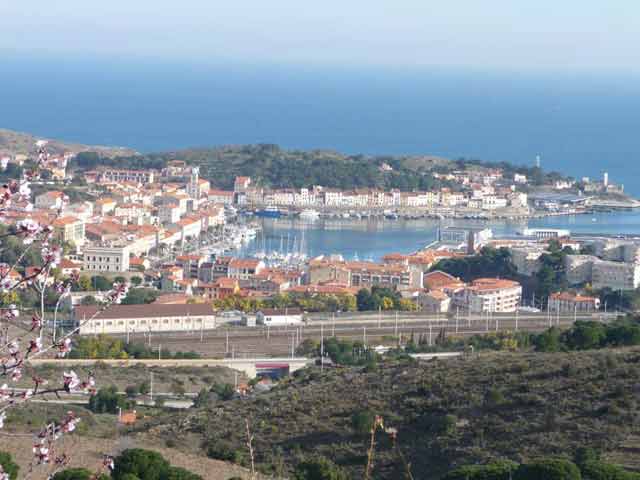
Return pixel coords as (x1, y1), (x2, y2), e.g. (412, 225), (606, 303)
(1, 1), (639, 71)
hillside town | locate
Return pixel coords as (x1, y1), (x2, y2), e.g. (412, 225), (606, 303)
(1, 147), (638, 341)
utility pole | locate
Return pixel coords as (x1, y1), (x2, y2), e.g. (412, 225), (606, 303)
(226, 330), (229, 354)
(394, 311), (398, 337)
(574, 304), (577, 323)
(363, 326), (367, 347)
(515, 308), (519, 332)
(158, 344), (161, 360)
(320, 323), (324, 373)
(150, 371), (154, 404)
(200, 316), (204, 342)
(428, 324), (432, 346)
(378, 306), (382, 329)
(455, 307), (459, 334)
(332, 311), (336, 337)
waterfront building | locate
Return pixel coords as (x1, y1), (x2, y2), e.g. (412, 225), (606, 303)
(438, 227), (493, 254)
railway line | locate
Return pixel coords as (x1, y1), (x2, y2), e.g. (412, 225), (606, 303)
(107, 311), (621, 358)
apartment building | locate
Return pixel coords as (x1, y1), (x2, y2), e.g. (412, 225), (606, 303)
(82, 245), (130, 273)
(53, 216), (85, 246)
(454, 278), (522, 313)
(208, 189), (234, 205)
(592, 260), (640, 291)
(227, 258), (266, 280)
(158, 203), (181, 225)
(99, 168), (156, 184)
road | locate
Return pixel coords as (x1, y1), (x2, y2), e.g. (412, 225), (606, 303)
(105, 311), (621, 358)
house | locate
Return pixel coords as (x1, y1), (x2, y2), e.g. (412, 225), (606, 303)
(417, 290), (451, 313)
(94, 198), (117, 216)
(119, 410), (137, 425)
(549, 292), (600, 313)
(234, 176), (252, 192)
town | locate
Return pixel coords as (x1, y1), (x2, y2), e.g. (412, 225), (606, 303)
(1, 146), (637, 359)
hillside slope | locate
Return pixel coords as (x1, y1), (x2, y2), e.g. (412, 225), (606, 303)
(0, 128), (136, 158)
(147, 349), (640, 479)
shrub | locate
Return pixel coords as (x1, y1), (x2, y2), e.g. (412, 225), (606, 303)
(443, 460), (518, 480)
(0, 451), (19, 480)
(351, 410), (375, 436)
(52, 468), (110, 480)
(515, 458), (581, 480)
(294, 455), (351, 480)
(206, 439), (237, 462)
(125, 385), (139, 398)
(112, 449), (170, 480)
(164, 466), (203, 480)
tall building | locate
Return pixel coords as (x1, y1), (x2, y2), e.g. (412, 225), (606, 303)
(187, 166), (200, 200)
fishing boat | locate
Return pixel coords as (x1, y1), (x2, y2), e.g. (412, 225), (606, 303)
(299, 209), (320, 220)
(255, 205), (282, 218)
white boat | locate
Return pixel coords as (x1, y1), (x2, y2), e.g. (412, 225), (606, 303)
(299, 209), (320, 220)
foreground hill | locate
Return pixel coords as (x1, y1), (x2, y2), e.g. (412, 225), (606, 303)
(145, 349), (640, 479)
(0, 127), (136, 158)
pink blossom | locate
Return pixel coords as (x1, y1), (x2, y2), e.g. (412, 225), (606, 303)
(63, 371), (80, 392)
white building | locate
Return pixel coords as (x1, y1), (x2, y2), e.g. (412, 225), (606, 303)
(159, 204), (181, 225)
(592, 260), (640, 291)
(549, 292), (600, 313)
(83, 245), (130, 273)
(75, 303), (217, 335)
(454, 278), (522, 313)
(522, 228), (571, 239)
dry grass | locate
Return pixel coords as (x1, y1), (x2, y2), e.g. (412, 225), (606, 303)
(1, 433), (257, 480)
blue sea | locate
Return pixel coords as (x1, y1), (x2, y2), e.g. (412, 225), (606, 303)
(2, 55), (640, 195)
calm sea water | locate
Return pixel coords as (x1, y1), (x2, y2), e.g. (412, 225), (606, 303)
(2, 55), (640, 195)
(241, 211), (640, 262)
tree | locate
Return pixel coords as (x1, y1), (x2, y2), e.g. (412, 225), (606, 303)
(91, 276), (112, 291)
(533, 327), (563, 352)
(80, 295), (98, 306)
(294, 455), (351, 480)
(77, 275), (92, 291)
(0, 451), (19, 480)
(121, 288), (160, 305)
(565, 321), (607, 350)
(515, 459), (581, 480)
(131, 276), (143, 286)
(112, 449), (170, 480)
(88, 385), (132, 414)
